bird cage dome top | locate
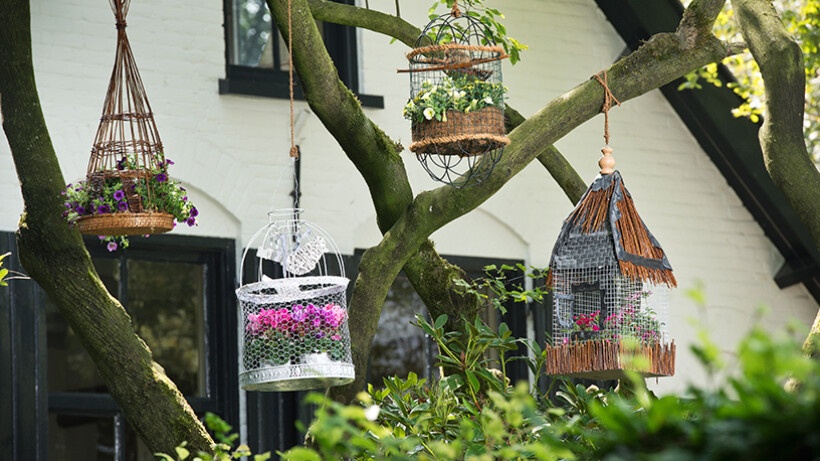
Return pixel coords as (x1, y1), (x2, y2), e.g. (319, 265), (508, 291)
(252, 209), (345, 279)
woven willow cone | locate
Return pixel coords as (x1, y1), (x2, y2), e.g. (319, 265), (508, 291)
(77, 0), (173, 235)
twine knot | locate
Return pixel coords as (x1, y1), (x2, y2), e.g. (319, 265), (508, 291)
(115, 21), (127, 30)
(592, 70), (621, 146)
(289, 146), (299, 158)
(451, 0), (461, 17)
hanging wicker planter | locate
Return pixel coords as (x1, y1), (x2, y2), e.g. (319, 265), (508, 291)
(400, 2), (510, 187)
(61, 0), (196, 245)
(237, 210), (354, 392)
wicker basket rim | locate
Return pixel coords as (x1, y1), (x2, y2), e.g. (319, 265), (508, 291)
(409, 134), (511, 153)
(406, 43), (506, 60)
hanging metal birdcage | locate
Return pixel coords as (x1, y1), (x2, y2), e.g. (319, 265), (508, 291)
(402, 3), (509, 188)
(544, 148), (677, 380)
(237, 209), (354, 392)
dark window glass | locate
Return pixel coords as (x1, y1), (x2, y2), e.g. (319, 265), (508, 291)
(46, 258), (206, 397)
(126, 260), (206, 397)
(368, 273), (432, 386)
(48, 414), (115, 461)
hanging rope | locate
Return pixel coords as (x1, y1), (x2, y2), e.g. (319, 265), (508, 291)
(592, 70), (621, 146)
(451, 0), (461, 17)
(288, 0), (298, 158)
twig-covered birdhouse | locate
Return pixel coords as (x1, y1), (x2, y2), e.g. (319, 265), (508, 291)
(544, 72), (676, 379)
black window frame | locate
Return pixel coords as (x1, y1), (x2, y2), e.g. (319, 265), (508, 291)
(219, 0), (384, 108)
(0, 231), (239, 460)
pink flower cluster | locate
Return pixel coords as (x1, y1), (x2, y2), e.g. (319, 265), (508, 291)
(574, 311), (600, 331)
(247, 303), (347, 340)
(603, 306), (660, 342)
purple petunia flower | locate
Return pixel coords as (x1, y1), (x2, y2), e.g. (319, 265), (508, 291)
(186, 217), (196, 227)
(98, 204), (110, 214)
(165, 159), (174, 166)
(155, 173), (167, 182)
(117, 201), (128, 211)
(64, 202), (71, 208)
(190, 207), (198, 217)
(179, 187), (186, 192)
(116, 157), (127, 170)
(107, 241), (117, 252)
(113, 190), (125, 201)
(76, 206), (86, 215)
(98, 235), (106, 240)
(182, 196), (187, 202)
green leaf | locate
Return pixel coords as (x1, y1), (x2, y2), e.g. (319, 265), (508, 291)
(175, 445), (190, 460)
(434, 314), (448, 330)
(154, 455), (176, 461)
(279, 447), (321, 461)
(465, 370), (480, 391)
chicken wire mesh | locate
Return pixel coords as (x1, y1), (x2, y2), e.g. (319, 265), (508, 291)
(544, 170), (676, 379)
(404, 10), (509, 188)
(551, 266), (669, 346)
(237, 210), (354, 391)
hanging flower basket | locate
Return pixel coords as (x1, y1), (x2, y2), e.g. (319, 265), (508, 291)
(401, 5), (510, 187)
(61, 0), (196, 248)
(237, 210), (354, 392)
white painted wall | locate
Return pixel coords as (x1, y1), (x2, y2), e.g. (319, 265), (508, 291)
(0, 0), (816, 394)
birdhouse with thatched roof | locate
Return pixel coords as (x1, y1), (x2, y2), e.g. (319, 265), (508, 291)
(543, 146), (677, 380)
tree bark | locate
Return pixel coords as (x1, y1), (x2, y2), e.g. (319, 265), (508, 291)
(732, 0), (820, 357)
(0, 0), (214, 455)
(272, 0), (734, 403)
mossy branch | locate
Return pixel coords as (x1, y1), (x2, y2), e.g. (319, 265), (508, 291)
(732, 0), (820, 357)
(0, 0), (213, 454)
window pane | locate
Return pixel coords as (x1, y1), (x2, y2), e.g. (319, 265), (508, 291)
(231, 0), (272, 67)
(47, 258), (120, 393)
(230, 0), (324, 69)
(48, 413), (115, 461)
(126, 259), (206, 397)
(368, 275), (431, 385)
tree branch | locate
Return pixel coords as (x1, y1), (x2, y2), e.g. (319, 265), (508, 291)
(268, 0), (482, 401)
(0, 0), (213, 454)
(306, 0), (588, 202)
(331, 5), (734, 399)
(732, 0), (820, 356)
(307, 0), (419, 47)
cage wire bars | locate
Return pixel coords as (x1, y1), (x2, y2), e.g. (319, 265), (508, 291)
(403, 2), (510, 187)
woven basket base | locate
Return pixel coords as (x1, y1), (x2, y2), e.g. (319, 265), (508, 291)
(544, 339), (675, 380)
(77, 213), (174, 236)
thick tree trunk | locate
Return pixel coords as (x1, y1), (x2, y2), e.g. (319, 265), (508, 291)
(733, 0), (820, 357)
(272, 0), (733, 403)
(0, 0), (214, 455)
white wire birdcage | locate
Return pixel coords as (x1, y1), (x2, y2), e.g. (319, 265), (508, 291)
(237, 209), (354, 391)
